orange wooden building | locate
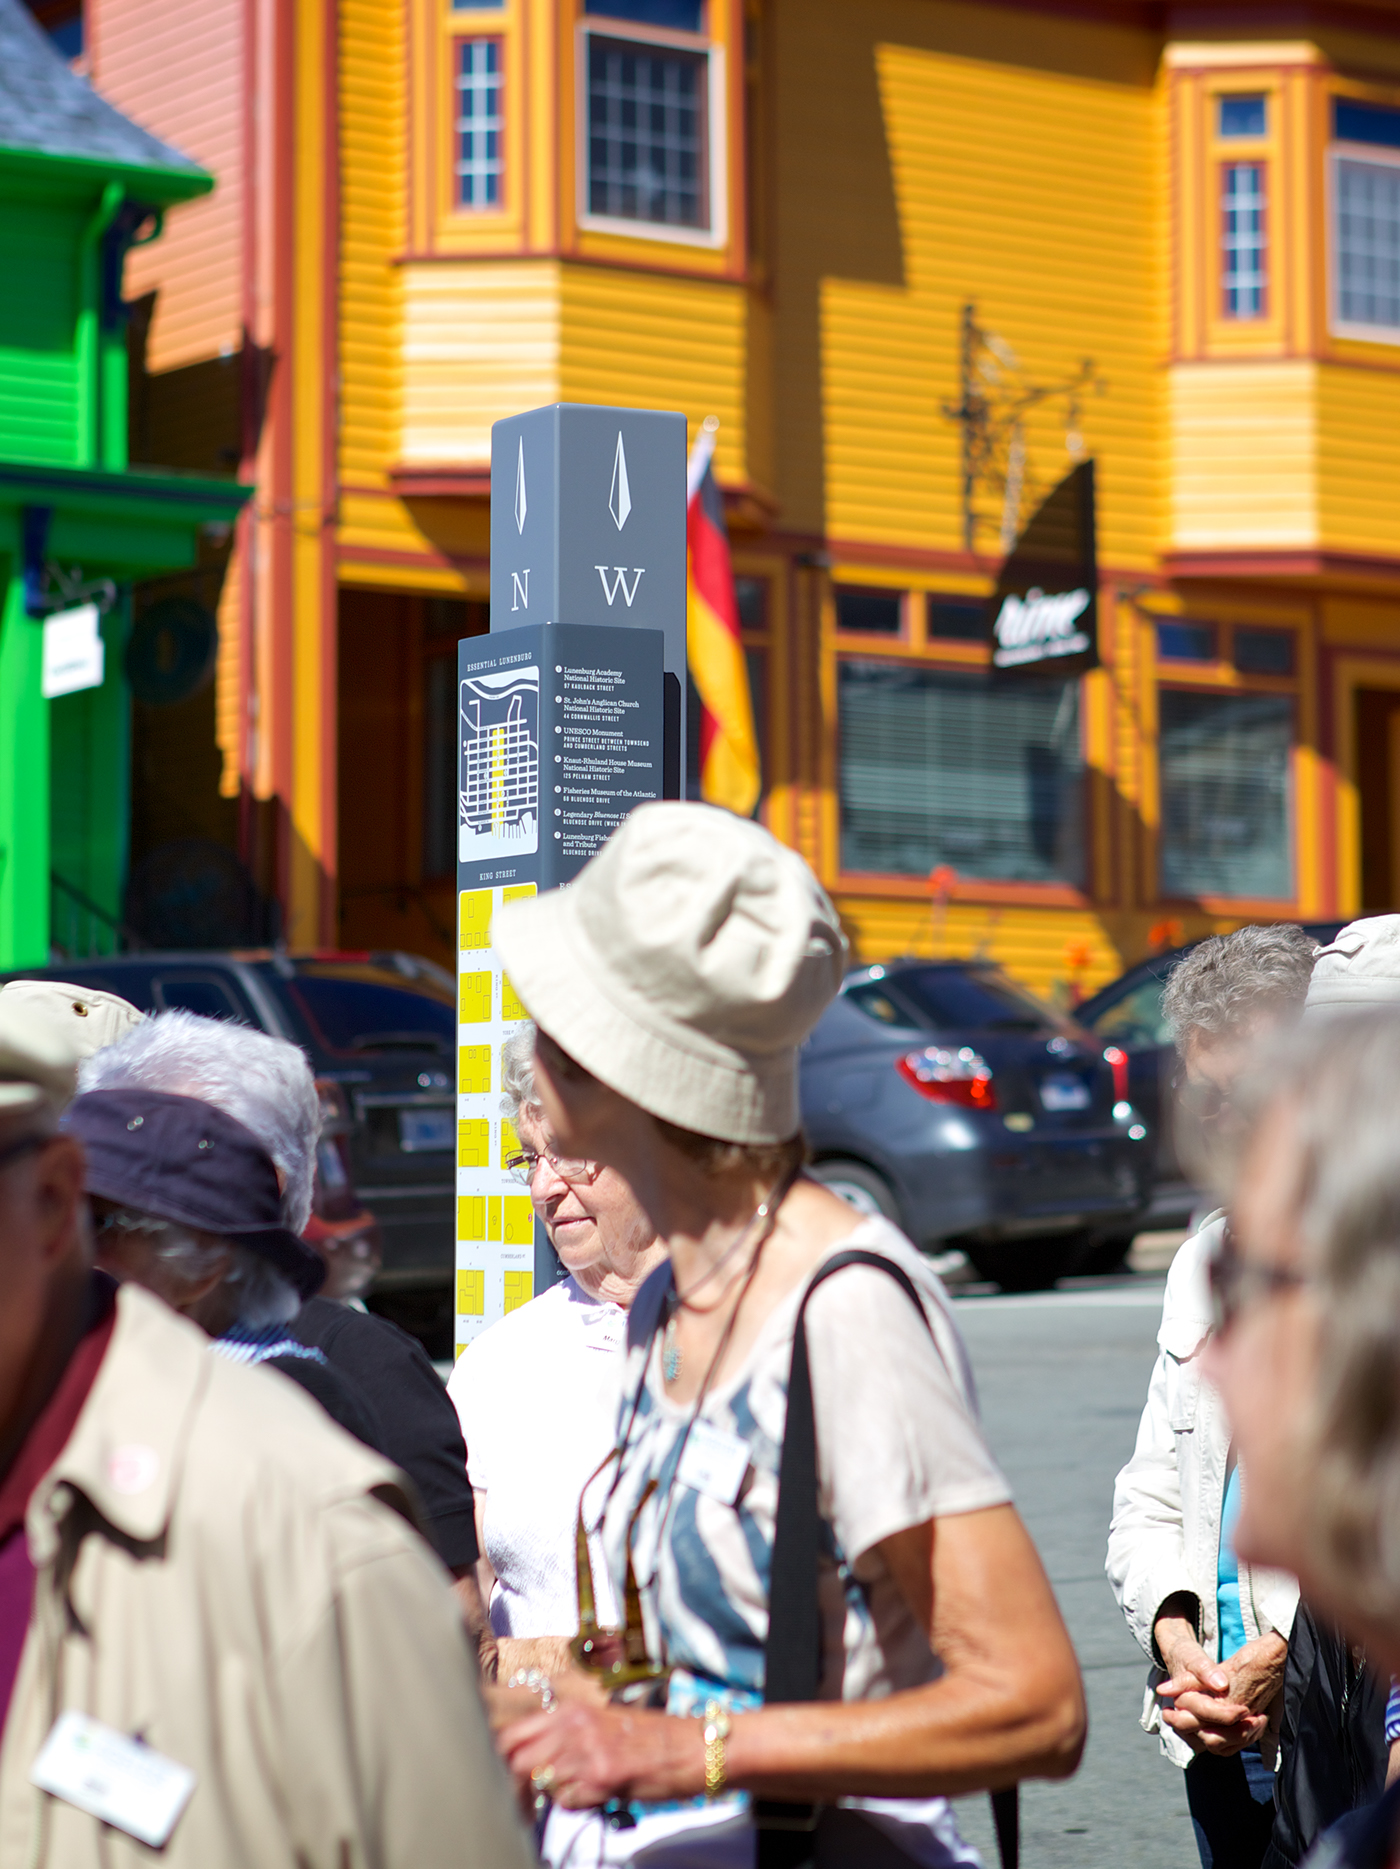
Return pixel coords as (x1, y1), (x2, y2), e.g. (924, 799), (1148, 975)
(82, 0), (1400, 999)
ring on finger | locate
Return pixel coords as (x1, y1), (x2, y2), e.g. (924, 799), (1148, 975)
(531, 1764), (557, 1795)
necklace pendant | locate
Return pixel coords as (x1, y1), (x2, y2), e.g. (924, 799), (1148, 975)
(662, 1315), (681, 1383)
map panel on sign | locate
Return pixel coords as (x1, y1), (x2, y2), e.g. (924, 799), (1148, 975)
(459, 665), (540, 862)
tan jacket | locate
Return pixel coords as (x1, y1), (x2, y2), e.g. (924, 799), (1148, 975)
(0, 1284), (537, 1869)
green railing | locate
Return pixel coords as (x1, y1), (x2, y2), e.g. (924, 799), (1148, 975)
(49, 870), (148, 959)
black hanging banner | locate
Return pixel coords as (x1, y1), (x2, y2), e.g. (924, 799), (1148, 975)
(986, 461), (1098, 680)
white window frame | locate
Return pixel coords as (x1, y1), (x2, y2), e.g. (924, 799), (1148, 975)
(453, 35), (505, 212)
(1221, 161), (1267, 319)
(1329, 142), (1400, 346)
(575, 17), (727, 249)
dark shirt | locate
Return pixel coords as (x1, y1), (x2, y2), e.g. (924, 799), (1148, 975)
(289, 1299), (478, 1570)
(0, 1276), (116, 1733)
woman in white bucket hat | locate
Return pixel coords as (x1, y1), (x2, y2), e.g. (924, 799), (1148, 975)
(493, 802), (1084, 1869)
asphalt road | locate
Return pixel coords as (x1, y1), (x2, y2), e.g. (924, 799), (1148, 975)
(946, 1272), (1202, 1869)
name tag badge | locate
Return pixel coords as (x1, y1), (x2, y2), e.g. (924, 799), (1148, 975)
(31, 1711), (196, 1848)
(676, 1419), (751, 1506)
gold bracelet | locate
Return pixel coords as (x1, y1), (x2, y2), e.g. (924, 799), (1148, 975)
(702, 1700), (731, 1799)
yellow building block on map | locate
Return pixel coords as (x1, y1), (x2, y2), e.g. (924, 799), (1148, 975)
(457, 1269), (485, 1316)
(500, 1116), (520, 1166)
(487, 1195), (502, 1241)
(459, 973), (491, 1023)
(501, 974), (526, 1021)
(503, 1195), (534, 1244)
(457, 1119), (489, 1168)
(457, 1195), (486, 1241)
(459, 890), (492, 951)
(459, 1045), (491, 1093)
(502, 883), (536, 904)
(503, 1271), (533, 1313)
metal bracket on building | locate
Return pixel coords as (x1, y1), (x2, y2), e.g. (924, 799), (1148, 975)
(942, 303), (1105, 559)
(28, 559), (119, 621)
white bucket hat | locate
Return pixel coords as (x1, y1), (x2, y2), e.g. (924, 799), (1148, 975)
(1305, 916), (1400, 1013)
(0, 979), (144, 1060)
(0, 997), (80, 1116)
(491, 802), (848, 1143)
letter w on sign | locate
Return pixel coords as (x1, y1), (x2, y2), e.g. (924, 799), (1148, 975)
(595, 566), (645, 608)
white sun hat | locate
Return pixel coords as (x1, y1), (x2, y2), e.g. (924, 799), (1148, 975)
(0, 979), (144, 1060)
(1305, 916), (1400, 1014)
(0, 997), (80, 1116)
(491, 802), (848, 1144)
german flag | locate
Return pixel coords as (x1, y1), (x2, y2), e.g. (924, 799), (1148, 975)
(686, 422), (759, 817)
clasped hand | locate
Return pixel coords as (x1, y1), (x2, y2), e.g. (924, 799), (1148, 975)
(1154, 1613), (1287, 1757)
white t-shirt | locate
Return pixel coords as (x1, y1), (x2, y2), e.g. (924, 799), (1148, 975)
(550, 1216), (1009, 1869)
(447, 1275), (624, 1638)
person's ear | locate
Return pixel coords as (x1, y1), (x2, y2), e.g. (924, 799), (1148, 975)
(32, 1134), (86, 1264)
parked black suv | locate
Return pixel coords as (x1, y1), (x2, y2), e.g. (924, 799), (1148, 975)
(0, 951), (457, 1289)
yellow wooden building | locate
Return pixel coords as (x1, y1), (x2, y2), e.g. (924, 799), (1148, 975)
(88, 0), (1400, 998)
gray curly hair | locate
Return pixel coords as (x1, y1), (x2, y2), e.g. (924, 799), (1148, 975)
(1239, 1010), (1400, 1629)
(501, 1022), (539, 1129)
(1162, 924), (1317, 1057)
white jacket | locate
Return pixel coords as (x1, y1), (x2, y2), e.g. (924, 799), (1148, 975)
(1105, 1213), (1299, 1767)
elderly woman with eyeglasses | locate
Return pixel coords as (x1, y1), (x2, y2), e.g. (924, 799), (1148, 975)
(492, 803), (1085, 1869)
(1203, 994), (1400, 1869)
(447, 1023), (666, 1686)
(1106, 925), (1316, 1869)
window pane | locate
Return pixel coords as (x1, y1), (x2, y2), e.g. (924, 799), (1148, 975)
(1157, 620), (1217, 662)
(1335, 100), (1400, 151)
(1222, 162), (1266, 317)
(1081, 974), (1175, 1048)
(585, 0), (703, 27)
(456, 39), (503, 209)
(734, 576), (768, 630)
(1219, 95), (1266, 138)
(1336, 156), (1400, 331)
(289, 968), (456, 1056)
(835, 588), (901, 634)
(1159, 691), (1292, 898)
(884, 964), (1061, 1033)
(587, 36), (706, 228)
(927, 601), (986, 641)
(838, 662), (1083, 883)
(1233, 627), (1295, 675)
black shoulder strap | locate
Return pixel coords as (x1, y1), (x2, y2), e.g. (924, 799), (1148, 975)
(756, 1249), (1018, 1869)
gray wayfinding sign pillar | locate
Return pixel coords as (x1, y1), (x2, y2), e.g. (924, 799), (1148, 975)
(453, 403), (684, 1351)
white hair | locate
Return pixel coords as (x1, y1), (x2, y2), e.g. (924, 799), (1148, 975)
(102, 1209), (299, 1328)
(80, 1010), (321, 1232)
(501, 1021), (539, 1128)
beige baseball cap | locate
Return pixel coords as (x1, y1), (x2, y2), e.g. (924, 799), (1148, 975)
(0, 998), (81, 1115)
(1305, 916), (1400, 1013)
(0, 980), (145, 1060)
(491, 802), (848, 1144)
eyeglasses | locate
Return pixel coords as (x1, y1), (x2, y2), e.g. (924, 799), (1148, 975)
(504, 1149), (599, 1189)
(1208, 1227), (1308, 1336)
(1175, 1075), (1234, 1128)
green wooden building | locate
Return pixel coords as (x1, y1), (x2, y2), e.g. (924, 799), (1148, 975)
(0, 0), (248, 969)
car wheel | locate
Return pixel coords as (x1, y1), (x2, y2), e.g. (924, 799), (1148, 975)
(963, 1236), (1081, 1293)
(810, 1159), (900, 1223)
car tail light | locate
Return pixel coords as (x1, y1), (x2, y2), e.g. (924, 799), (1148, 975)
(895, 1046), (997, 1110)
(1103, 1047), (1129, 1103)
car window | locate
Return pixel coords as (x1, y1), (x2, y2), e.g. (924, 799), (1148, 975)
(286, 966), (456, 1056)
(844, 985), (919, 1027)
(885, 965), (1060, 1033)
(152, 973), (250, 1022)
(1081, 974), (1174, 1048)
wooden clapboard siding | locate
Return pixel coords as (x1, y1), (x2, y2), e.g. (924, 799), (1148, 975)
(819, 30), (1162, 566)
(1167, 361), (1318, 550)
(558, 264), (749, 483)
(832, 893), (1130, 1000)
(1316, 362), (1400, 558)
(339, 0), (404, 492)
(90, 0), (242, 372)
(0, 200), (82, 464)
(399, 259), (562, 467)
